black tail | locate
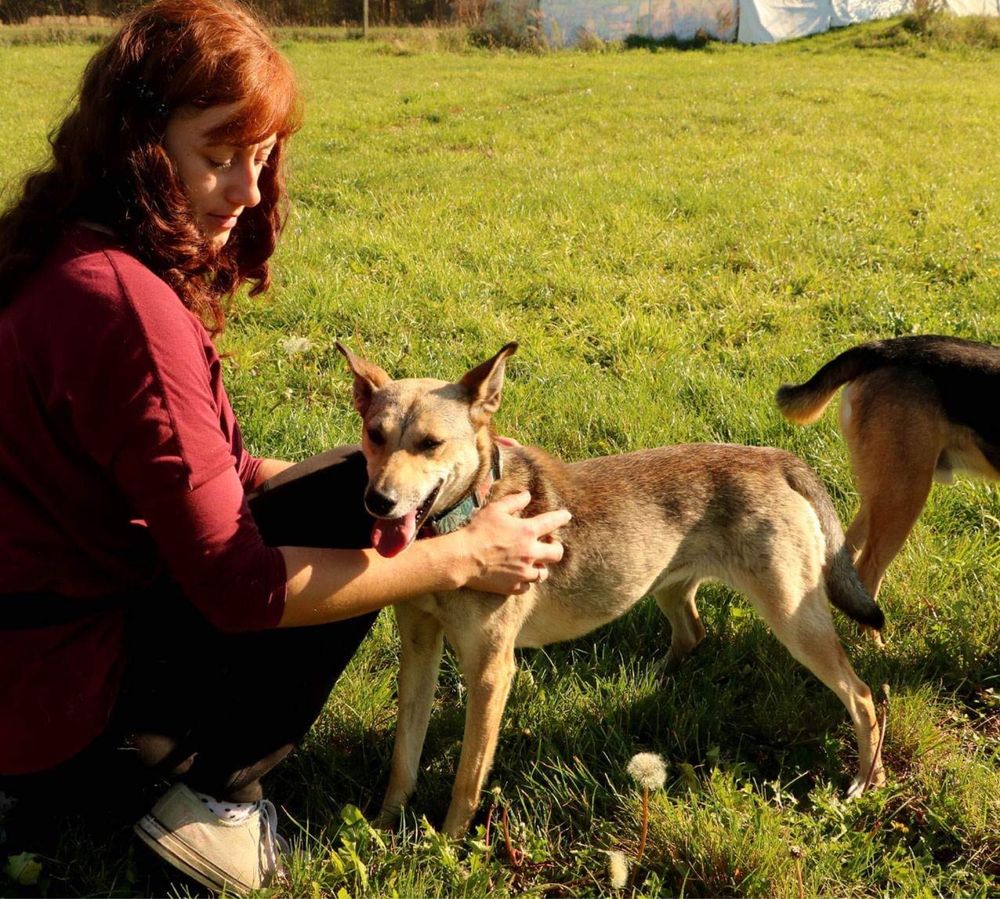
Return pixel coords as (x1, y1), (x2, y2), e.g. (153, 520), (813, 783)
(782, 459), (884, 630)
(775, 342), (900, 426)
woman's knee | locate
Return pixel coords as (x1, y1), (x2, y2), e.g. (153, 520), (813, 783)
(130, 732), (196, 778)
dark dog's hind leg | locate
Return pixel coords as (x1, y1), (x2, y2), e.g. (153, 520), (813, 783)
(654, 578), (705, 675)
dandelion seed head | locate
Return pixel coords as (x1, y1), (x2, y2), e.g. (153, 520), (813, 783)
(626, 752), (667, 790)
(607, 850), (630, 890)
(281, 336), (314, 356)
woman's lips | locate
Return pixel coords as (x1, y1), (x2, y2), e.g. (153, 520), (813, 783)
(207, 213), (239, 230)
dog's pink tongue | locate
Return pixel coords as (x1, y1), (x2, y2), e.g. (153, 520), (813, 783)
(371, 511), (418, 558)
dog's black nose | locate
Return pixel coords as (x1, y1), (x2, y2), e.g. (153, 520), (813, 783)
(365, 489), (396, 518)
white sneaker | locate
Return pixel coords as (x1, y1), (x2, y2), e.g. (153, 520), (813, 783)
(134, 783), (285, 895)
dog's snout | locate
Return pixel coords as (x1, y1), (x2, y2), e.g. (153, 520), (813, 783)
(366, 489), (396, 518)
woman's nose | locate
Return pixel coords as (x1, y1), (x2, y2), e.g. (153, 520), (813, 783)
(225, 161), (261, 209)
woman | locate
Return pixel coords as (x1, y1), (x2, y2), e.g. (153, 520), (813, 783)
(0, 1), (569, 893)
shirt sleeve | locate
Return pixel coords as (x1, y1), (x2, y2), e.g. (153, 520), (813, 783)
(237, 446), (266, 490)
(223, 391), (266, 490)
(49, 250), (286, 631)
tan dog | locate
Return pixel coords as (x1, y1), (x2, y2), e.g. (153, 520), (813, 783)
(776, 335), (1000, 602)
(338, 341), (886, 838)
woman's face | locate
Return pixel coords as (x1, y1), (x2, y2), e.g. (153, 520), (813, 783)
(163, 103), (277, 248)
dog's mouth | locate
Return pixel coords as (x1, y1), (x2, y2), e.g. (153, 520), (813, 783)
(370, 482), (443, 558)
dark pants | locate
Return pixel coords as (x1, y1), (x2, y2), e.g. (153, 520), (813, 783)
(0, 447), (376, 845)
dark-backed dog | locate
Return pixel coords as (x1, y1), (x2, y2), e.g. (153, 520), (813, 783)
(776, 335), (999, 601)
(338, 341), (885, 838)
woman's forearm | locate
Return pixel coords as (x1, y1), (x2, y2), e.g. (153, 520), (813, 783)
(275, 490), (570, 628)
(276, 534), (474, 627)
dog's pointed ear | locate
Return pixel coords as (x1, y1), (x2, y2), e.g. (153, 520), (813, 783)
(459, 342), (518, 422)
(335, 342), (391, 417)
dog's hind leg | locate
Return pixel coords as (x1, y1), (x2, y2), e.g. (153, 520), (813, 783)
(744, 574), (884, 797)
(379, 602), (445, 826)
(842, 383), (940, 601)
(441, 629), (518, 838)
(843, 389), (940, 645)
(851, 468), (933, 603)
(844, 506), (869, 565)
(851, 464), (933, 648)
(653, 577), (705, 673)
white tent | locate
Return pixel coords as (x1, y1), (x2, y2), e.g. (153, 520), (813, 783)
(539, 0), (738, 43)
(831, 0), (911, 29)
(736, 0), (838, 42)
(940, 0), (999, 13)
(737, 0), (995, 41)
(521, 0), (998, 44)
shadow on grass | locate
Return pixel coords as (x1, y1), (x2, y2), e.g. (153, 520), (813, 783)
(10, 588), (993, 895)
(623, 30), (716, 51)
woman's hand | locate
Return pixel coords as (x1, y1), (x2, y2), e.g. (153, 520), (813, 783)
(457, 491), (571, 595)
(279, 491), (571, 628)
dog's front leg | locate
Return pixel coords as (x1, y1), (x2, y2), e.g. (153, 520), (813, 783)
(441, 632), (518, 838)
(378, 601), (445, 826)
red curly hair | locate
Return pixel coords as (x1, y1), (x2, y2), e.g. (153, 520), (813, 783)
(0, 0), (301, 333)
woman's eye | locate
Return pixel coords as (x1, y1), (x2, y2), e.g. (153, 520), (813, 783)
(208, 157), (233, 170)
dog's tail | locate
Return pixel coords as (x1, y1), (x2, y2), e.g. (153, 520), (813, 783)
(782, 457), (885, 630)
(775, 343), (896, 425)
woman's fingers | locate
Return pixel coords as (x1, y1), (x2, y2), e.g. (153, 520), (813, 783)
(529, 508), (572, 538)
(461, 491), (572, 595)
(485, 492), (572, 538)
(533, 538), (564, 565)
(508, 564), (550, 595)
(487, 492), (571, 530)
(489, 490), (532, 514)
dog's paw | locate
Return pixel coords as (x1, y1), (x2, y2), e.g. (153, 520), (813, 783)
(658, 651), (689, 686)
(659, 651), (683, 679)
(658, 637), (708, 685)
(374, 806), (404, 831)
(846, 765), (886, 800)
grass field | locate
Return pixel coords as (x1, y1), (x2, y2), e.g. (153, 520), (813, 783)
(0, 19), (998, 897)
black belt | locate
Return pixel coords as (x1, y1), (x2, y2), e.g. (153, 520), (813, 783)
(0, 592), (128, 630)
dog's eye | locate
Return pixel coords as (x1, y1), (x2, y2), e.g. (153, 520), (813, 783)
(417, 436), (443, 453)
(366, 427), (386, 447)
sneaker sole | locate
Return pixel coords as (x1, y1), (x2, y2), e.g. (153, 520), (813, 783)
(134, 813), (253, 896)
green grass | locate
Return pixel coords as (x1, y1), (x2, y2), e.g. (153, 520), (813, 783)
(1, 22), (998, 897)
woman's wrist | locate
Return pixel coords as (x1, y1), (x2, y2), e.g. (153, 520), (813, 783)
(432, 529), (480, 591)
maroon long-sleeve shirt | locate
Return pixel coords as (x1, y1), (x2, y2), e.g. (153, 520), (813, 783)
(0, 226), (287, 774)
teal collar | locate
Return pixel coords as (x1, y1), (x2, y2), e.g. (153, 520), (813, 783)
(421, 445), (502, 537)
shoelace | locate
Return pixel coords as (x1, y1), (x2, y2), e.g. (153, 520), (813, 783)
(256, 799), (289, 880)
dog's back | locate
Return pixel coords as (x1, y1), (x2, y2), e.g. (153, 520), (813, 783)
(777, 336), (1000, 464)
(775, 335), (999, 603)
(448, 442), (882, 649)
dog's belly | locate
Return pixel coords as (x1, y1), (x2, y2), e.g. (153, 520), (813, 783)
(514, 564), (665, 648)
(405, 571), (658, 652)
(513, 532), (684, 648)
(514, 598), (633, 648)
(937, 439), (1000, 482)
